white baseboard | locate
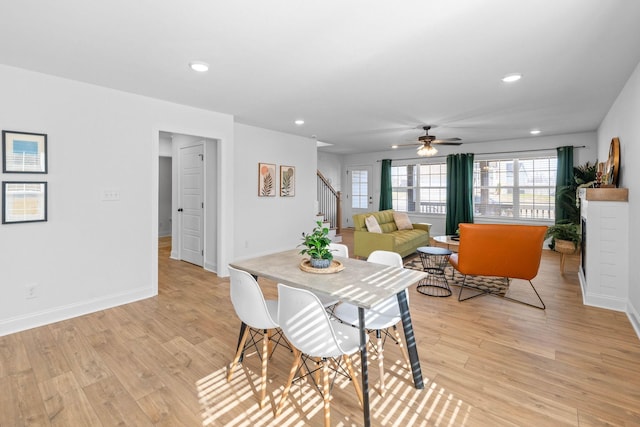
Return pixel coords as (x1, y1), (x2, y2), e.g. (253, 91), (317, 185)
(578, 268), (627, 312)
(0, 287), (156, 337)
(627, 300), (640, 341)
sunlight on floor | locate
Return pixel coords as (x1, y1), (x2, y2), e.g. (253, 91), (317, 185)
(196, 355), (473, 426)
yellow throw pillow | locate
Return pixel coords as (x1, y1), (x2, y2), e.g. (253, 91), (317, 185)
(393, 211), (413, 230)
(365, 215), (382, 233)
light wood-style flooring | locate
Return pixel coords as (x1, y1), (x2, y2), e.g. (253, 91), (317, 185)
(1, 230), (639, 426)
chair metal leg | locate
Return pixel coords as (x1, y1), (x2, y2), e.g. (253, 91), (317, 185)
(457, 275), (490, 302)
(458, 275), (546, 310)
(503, 280), (546, 310)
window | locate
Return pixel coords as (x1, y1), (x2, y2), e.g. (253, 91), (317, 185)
(473, 158), (556, 220)
(390, 155), (556, 221)
(351, 169), (369, 209)
(392, 163), (447, 214)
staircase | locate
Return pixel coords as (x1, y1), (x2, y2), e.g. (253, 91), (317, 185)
(317, 170), (342, 243)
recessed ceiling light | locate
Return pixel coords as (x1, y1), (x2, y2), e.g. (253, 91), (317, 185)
(294, 119), (305, 125)
(391, 145), (398, 149)
(189, 61), (209, 72)
(502, 73), (522, 83)
(530, 129), (541, 135)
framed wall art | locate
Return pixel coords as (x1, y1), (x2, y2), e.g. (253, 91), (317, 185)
(258, 163), (276, 196)
(280, 165), (295, 197)
(2, 181), (48, 224)
(2, 130), (48, 173)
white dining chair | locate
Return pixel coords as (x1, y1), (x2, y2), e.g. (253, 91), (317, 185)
(227, 266), (286, 409)
(332, 250), (411, 396)
(275, 283), (364, 427)
(329, 242), (349, 258)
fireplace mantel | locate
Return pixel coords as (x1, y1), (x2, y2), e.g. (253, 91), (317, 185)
(578, 191), (629, 311)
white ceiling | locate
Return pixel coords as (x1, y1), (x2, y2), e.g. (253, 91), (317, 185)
(1, 0), (640, 155)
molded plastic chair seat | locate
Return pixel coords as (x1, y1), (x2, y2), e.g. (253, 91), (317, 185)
(276, 283), (364, 427)
(227, 266), (286, 409)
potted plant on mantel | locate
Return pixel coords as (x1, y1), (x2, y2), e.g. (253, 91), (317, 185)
(299, 220), (334, 268)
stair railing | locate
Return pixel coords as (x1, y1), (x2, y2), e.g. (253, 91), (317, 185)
(317, 170), (342, 236)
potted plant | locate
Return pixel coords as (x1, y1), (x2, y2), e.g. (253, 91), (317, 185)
(545, 223), (580, 254)
(299, 220), (334, 268)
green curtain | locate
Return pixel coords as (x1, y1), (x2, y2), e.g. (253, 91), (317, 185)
(555, 146), (574, 223)
(446, 153), (474, 235)
(379, 159), (393, 210)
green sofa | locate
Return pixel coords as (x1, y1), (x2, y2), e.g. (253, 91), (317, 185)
(353, 209), (431, 258)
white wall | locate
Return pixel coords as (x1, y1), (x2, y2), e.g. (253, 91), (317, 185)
(233, 124), (317, 260)
(597, 60), (640, 336)
(339, 132), (597, 236)
(318, 151), (343, 191)
(0, 64), (234, 336)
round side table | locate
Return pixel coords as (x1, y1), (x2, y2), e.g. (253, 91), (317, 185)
(416, 246), (453, 297)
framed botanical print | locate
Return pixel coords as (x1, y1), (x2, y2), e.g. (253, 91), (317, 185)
(280, 165), (295, 197)
(258, 163), (276, 196)
(2, 130), (48, 173)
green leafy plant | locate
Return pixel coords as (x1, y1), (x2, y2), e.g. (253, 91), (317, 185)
(545, 223), (581, 250)
(556, 161), (598, 225)
(299, 220), (333, 260)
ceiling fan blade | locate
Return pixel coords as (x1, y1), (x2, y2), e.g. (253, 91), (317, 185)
(432, 140), (463, 145)
(395, 142), (422, 147)
(434, 137), (462, 142)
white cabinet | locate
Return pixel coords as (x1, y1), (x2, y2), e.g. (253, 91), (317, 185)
(578, 189), (629, 311)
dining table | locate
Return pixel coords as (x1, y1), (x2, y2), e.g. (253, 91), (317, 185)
(229, 249), (427, 427)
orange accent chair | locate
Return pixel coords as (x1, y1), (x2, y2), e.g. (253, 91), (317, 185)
(448, 223), (548, 309)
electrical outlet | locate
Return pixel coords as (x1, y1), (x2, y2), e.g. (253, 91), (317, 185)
(102, 189), (120, 201)
(26, 284), (37, 299)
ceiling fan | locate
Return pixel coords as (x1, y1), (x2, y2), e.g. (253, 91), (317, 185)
(396, 125), (463, 156)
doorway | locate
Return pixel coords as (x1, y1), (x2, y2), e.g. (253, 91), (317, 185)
(158, 131), (217, 270)
(347, 165), (374, 223)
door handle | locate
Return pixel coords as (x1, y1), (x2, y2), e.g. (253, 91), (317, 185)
(178, 208), (183, 212)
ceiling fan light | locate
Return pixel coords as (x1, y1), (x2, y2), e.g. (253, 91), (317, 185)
(189, 61), (209, 72)
(502, 73), (522, 83)
(417, 144), (438, 156)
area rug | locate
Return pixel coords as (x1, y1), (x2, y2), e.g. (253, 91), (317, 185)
(404, 254), (509, 297)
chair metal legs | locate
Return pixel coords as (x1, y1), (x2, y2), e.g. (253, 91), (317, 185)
(229, 326), (290, 409)
(457, 275), (546, 309)
(276, 351), (362, 425)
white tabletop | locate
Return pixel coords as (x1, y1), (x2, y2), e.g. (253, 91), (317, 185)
(230, 249), (427, 309)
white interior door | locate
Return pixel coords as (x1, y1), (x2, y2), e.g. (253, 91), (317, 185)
(179, 143), (204, 266)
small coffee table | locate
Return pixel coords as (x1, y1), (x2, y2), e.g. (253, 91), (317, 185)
(433, 235), (460, 251)
(416, 246), (453, 297)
